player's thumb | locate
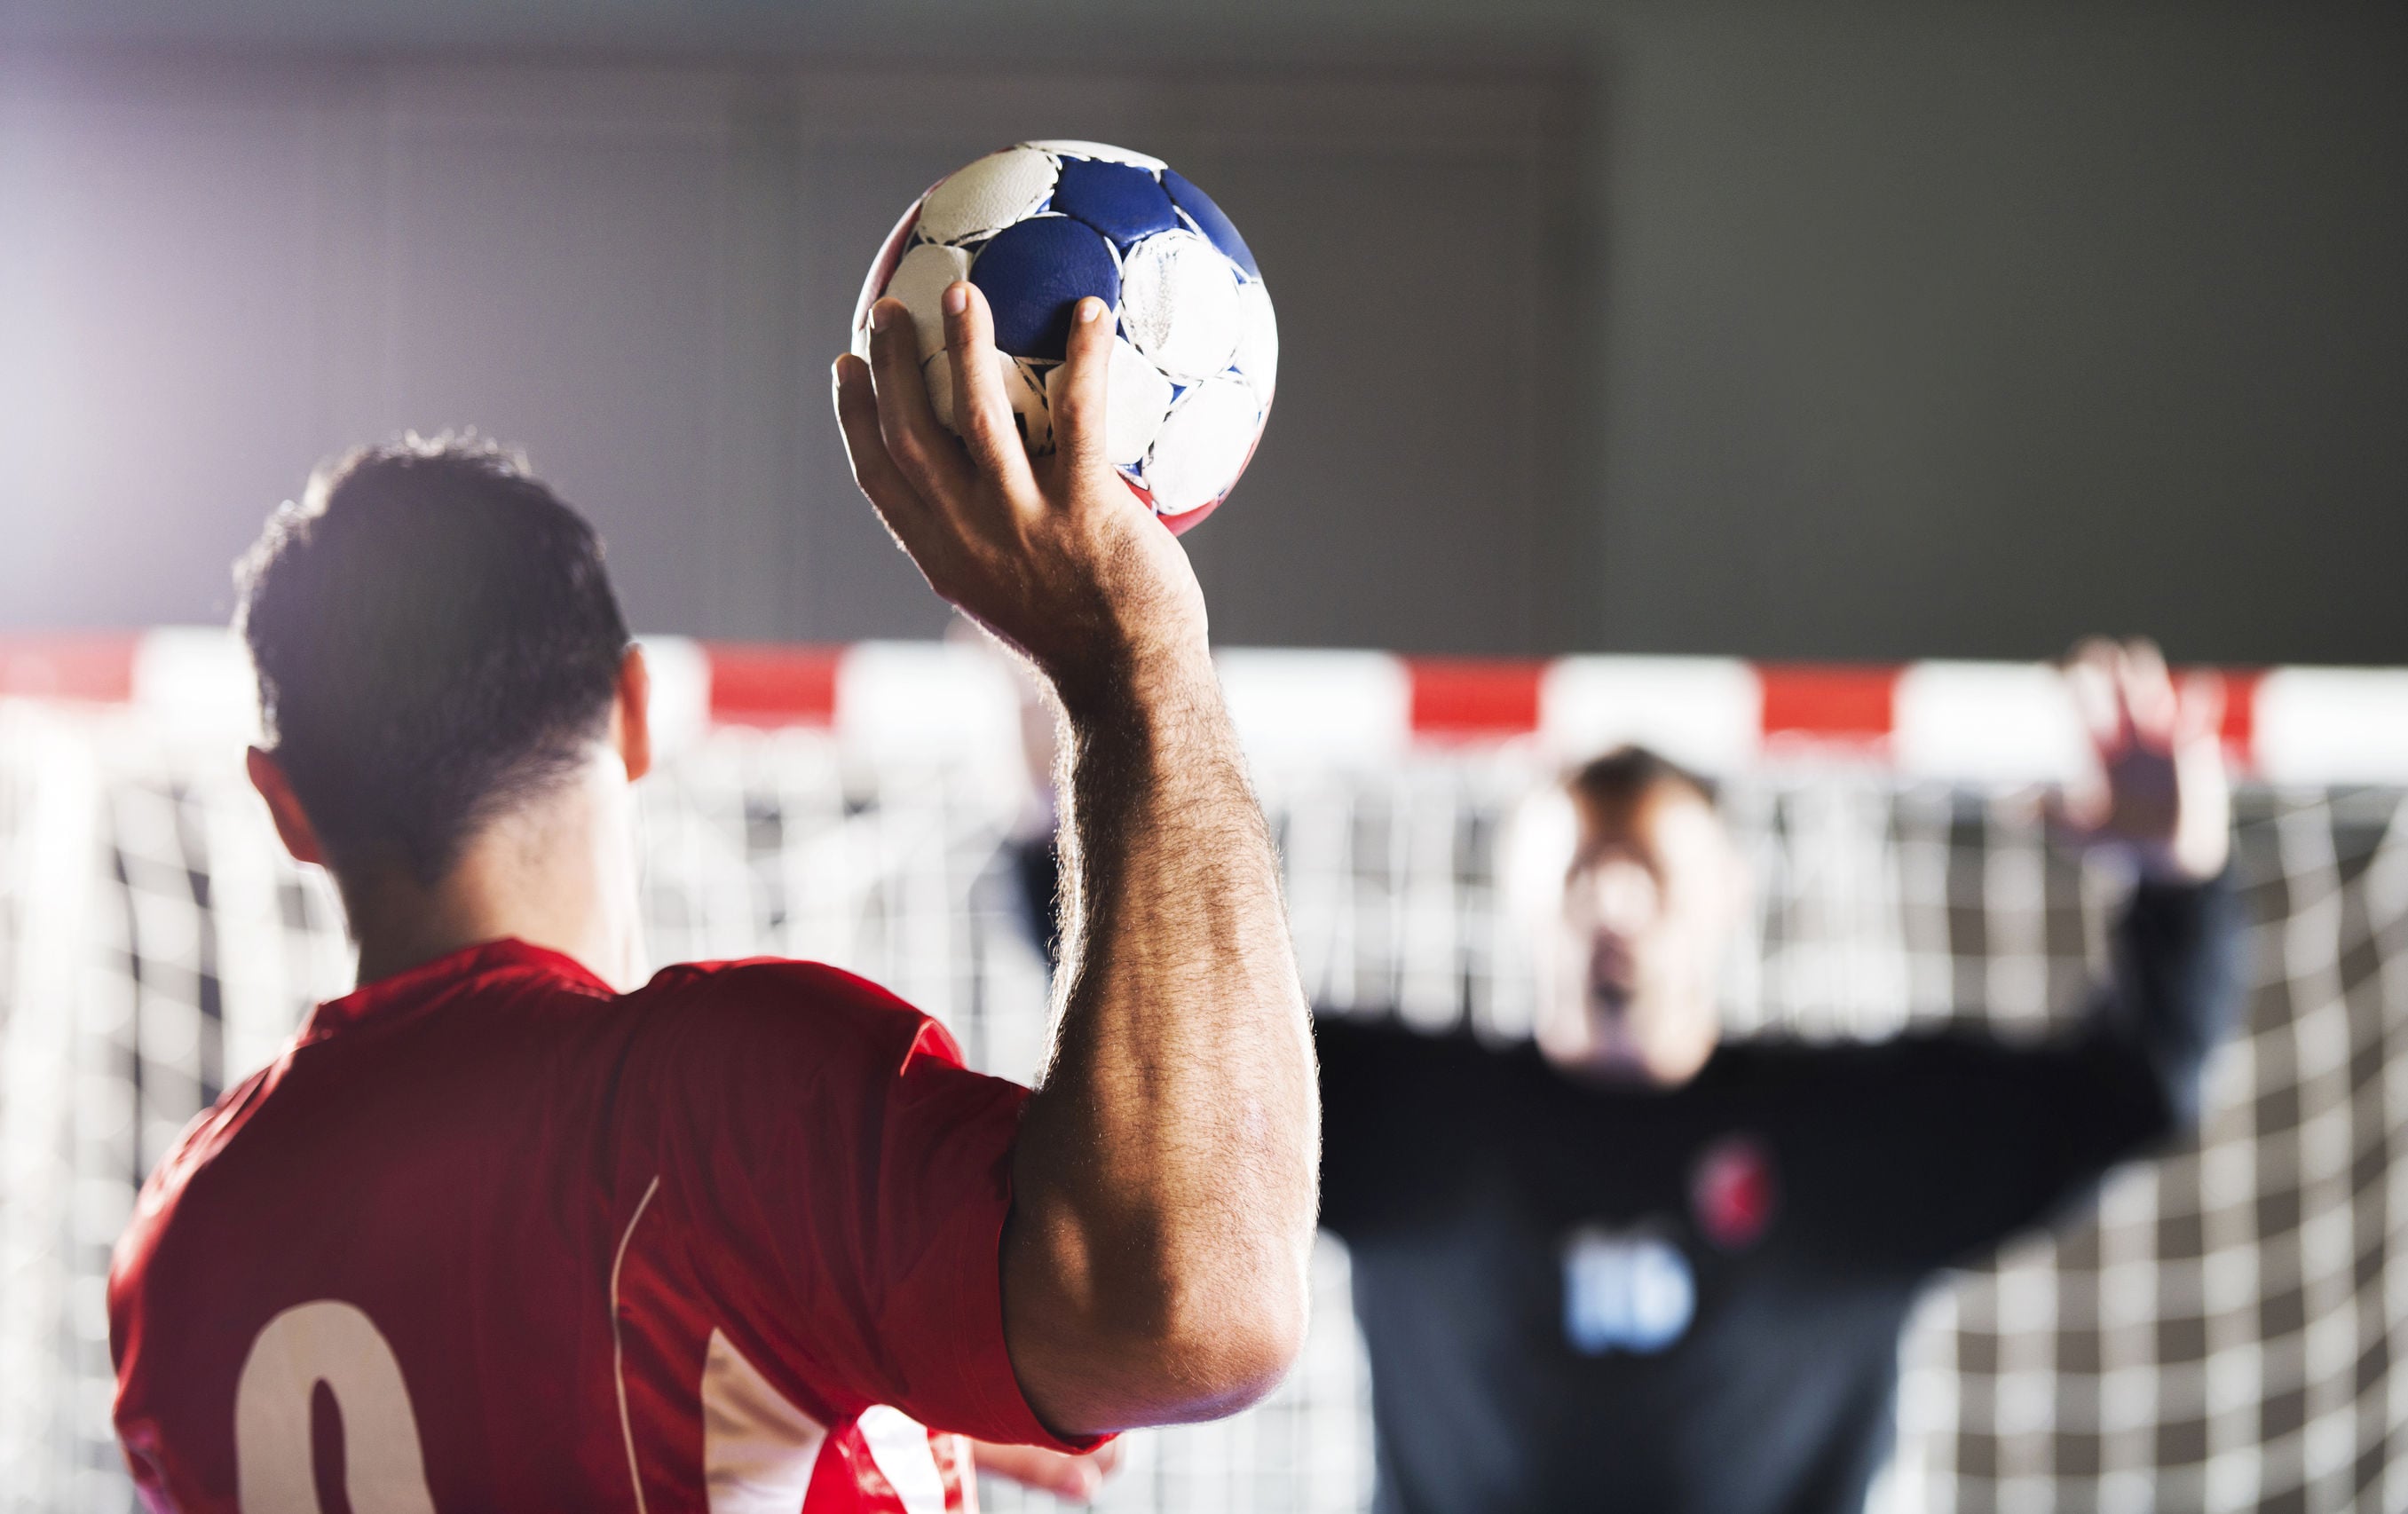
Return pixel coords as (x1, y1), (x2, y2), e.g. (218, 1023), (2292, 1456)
(1049, 296), (1114, 477)
(2175, 667), (2228, 746)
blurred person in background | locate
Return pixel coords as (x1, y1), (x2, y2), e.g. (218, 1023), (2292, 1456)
(1310, 639), (2246, 1514)
(109, 283), (1311, 1509)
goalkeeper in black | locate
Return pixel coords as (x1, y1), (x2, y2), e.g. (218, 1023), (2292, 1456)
(1315, 640), (2247, 1514)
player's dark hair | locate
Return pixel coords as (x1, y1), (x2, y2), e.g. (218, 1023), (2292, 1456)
(1566, 745), (1718, 824)
(236, 436), (632, 886)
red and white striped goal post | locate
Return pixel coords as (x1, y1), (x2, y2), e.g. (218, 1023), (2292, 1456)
(2, 629), (2404, 785)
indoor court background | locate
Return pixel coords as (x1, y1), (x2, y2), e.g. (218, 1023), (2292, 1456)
(1, 4), (2404, 1511)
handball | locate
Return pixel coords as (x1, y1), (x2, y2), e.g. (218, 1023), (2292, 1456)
(852, 140), (1276, 533)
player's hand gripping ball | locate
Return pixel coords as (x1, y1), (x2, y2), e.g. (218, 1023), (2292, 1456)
(852, 140), (1276, 533)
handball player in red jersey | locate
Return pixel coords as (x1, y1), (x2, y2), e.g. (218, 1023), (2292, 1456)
(110, 282), (1316, 1511)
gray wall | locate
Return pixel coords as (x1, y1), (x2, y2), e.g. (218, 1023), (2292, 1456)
(2, 2), (2402, 664)
(1587, 5), (2408, 665)
(0, 55), (1588, 653)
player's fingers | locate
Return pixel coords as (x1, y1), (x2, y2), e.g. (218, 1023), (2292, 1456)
(2175, 666), (2228, 746)
(866, 298), (971, 503)
(2120, 637), (2178, 746)
(944, 282), (1038, 496)
(833, 355), (921, 519)
(2041, 784), (2084, 845)
(2062, 638), (2122, 750)
(834, 356), (942, 562)
(970, 1443), (1106, 1502)
(1048, 296), (1115, 480)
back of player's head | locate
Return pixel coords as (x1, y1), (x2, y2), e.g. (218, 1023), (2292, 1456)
(236, 436), (632, 884)
(1565, 745), (1718, 832)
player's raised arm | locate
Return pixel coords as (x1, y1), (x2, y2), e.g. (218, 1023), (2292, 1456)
(2052, 637), (2246, 1121)
(1853, 638), (2247, 1273)
(833, 282), (1315, 1437)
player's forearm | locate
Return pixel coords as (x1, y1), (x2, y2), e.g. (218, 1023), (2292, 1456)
(2103, 868), (2247, 1128)
(1005, 648), (1315, 1436)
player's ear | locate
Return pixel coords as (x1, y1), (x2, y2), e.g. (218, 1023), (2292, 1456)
(246, 746), (326, 867)
(612, 643), (653, 784)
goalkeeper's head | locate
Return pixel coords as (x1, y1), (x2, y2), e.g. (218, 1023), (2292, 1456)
(1507, 746), (1749, 1087)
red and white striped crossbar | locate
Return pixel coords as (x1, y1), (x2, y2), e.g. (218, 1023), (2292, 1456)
(4, 630), (2404, 785)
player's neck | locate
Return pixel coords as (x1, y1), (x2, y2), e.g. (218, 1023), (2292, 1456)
(344, 761), (644, 993)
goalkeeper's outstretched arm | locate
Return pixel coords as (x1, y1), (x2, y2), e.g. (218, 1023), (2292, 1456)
(2055, 636), (2246, 1131)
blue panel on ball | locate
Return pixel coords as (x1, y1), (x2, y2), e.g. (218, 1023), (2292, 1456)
(1161, 169), (1259, 279)
(970, 216), (1122, 359)
(1051, 158), (1179, 245)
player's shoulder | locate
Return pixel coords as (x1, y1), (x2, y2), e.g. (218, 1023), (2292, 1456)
(112, 1061), (280, 1286)
(628, 956), (967, 1073)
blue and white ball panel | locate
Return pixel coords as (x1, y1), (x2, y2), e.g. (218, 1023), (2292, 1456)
(1024, 139), (1169, 172)
(1118, 229), (1244, 383)
(887, 242), (974, 359)
(970, 215), (1125, 361)
(920, 351), (1054, 454)
(915, 146), (1058, 245)
(1233, 279), (1279, 401)
(1049, 157), (1180, 244)
(1160, 168), (1260, 280)
(1141, 375), (1261, 516)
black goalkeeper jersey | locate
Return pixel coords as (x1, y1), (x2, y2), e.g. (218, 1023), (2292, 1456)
(1315, 875), (2244, 1514)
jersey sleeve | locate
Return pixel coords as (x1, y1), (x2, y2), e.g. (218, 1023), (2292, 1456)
(1831, 871), (2247, 1273)
(1313, 1016), (1382, 1242)
(1314, 1015), (1473, 1242)
(1820, 1027), (2164, 1273)
(630, 960), (1088, 1451)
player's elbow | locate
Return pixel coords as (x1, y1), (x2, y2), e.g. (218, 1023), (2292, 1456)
(2151, 1069), (2209, 1143)
(1169, 1263), (1310, 1409)
(1099, 1258), (1309, 1422)
(2132, 1041), (2212, 1145)
(1009, 1215), (1311, 1431)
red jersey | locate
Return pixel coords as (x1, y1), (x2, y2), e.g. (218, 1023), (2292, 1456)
(110, 939), (1085, 1512)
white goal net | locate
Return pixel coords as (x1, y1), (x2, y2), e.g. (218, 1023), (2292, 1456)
(0, 699), (2400, 1513)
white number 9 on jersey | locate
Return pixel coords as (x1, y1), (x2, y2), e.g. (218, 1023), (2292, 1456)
(234, 1301), (437, 1514)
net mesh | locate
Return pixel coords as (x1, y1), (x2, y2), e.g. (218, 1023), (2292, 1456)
(0, 706), (2399, 1512)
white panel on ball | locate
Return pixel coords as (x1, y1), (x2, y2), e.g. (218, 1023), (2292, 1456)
(886, 243), (972, 359)
(1147, 378), (1262, 516)
(913, 146), (1057, 245)
(1120, 230), (1245, 382)
(1234, 280), (1279, 400)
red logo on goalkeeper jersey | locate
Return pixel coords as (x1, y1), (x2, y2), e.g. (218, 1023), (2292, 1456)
(1691, 1133), (1777, 1251)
